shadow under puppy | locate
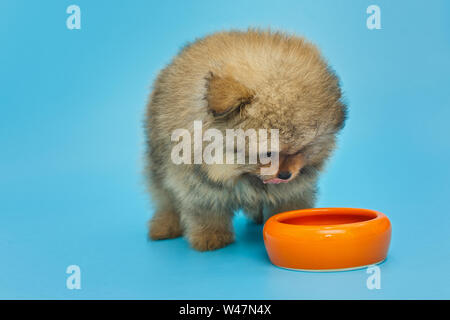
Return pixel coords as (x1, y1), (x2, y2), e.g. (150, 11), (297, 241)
(145, 29), (347, 251)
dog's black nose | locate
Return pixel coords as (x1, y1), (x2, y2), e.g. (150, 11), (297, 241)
(277, 171), (292, 180)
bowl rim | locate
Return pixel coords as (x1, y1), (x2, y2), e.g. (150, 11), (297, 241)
(268, 207), (386, 229)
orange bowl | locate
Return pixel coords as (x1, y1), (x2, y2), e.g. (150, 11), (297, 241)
(263, 208), (392, 271)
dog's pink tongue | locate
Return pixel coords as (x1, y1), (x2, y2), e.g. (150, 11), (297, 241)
(263, 178), (287, 184)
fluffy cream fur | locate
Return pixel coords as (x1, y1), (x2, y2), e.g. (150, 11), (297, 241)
(145, 29), (346, 251)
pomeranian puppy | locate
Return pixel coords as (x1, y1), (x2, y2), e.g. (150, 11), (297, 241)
(145, 29), (346, 251)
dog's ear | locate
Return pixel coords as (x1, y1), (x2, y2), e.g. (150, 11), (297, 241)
(205, 73), (254, 117)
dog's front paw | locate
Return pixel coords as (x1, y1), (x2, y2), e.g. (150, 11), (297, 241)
(188, 230), (234, 251)
(148, 211), (183, 240)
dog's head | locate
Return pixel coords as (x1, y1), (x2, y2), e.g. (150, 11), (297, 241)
(201, 32), (347, 185)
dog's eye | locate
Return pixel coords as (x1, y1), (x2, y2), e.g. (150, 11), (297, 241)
(238, 100), (251, 109)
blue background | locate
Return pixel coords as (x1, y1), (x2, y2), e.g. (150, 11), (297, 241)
(1, 0), (449, 299)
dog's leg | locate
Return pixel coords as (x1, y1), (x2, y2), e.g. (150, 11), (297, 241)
(182, 209), (234, 251)
(148, 188), (183, 240)
(242, 205), (264, 225)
